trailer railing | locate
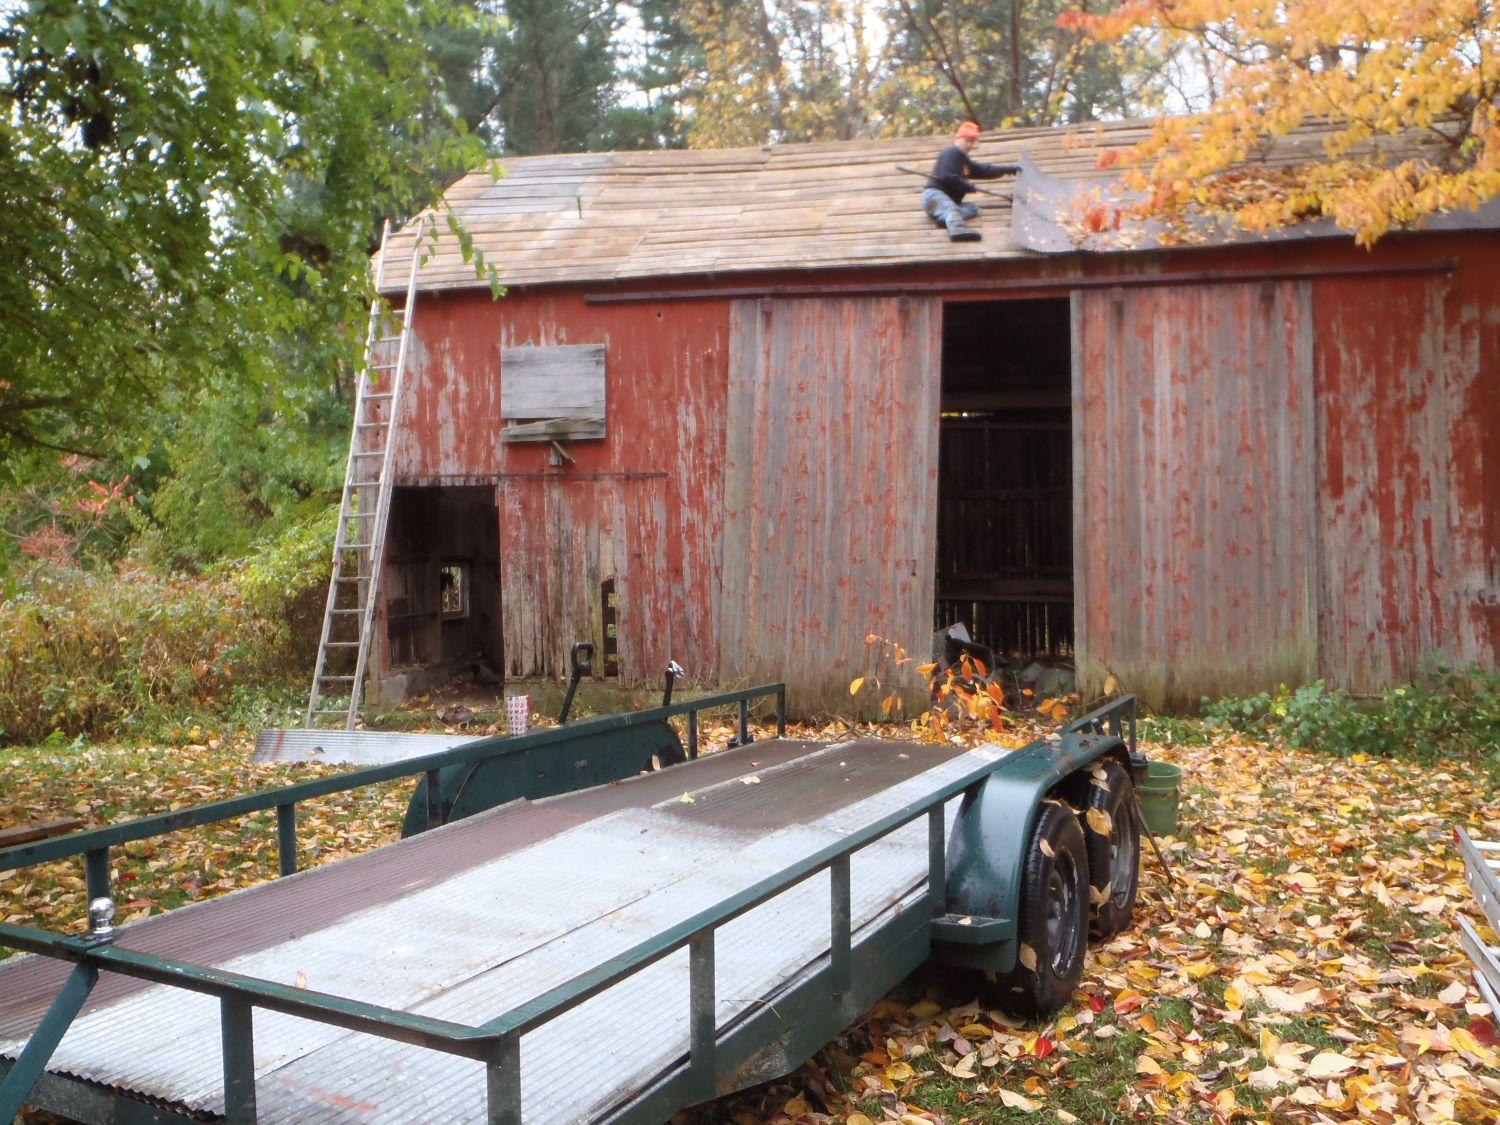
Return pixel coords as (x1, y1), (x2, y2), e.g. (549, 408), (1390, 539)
(0, 684), (786, 905)
(1, 692), (1141, 1125)
(0, 743), (1016, 1125)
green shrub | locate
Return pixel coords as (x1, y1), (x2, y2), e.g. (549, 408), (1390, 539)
(0, 564), (288, 744)
(1201, 664), (1500, 763)
(234, 505), (340, 669)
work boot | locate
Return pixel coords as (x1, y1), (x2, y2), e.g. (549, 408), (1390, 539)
(947, 219), (981, 242)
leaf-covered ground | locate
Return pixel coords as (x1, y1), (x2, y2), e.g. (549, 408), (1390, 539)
(703, 732), (1500, 1125)
(3, 720), (1498, 1124)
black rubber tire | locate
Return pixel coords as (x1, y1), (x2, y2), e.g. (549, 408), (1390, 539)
(1082, 759), (1140, 940)
(986, 798), (1089, 1017)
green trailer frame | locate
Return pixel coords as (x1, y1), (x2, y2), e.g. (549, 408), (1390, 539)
(0, 688), (1141, 1124)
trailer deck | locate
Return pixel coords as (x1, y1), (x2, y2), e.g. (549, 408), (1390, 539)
(1, 736), (990, 1123)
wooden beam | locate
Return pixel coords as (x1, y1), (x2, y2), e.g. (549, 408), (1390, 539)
(0, 818), (85, 849)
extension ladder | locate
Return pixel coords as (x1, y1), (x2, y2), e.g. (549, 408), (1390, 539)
(305, 217), (427, 729)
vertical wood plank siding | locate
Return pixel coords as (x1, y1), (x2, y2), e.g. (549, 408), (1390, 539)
(381, 235), (1496, 709)
(720, 297), (941, 715)
(392, 290), (730, 685)
(1073, 282), (1319, 707)
(1314, 266), (1497, 689)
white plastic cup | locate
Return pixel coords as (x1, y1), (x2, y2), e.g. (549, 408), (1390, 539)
(505, 694), (530, 736)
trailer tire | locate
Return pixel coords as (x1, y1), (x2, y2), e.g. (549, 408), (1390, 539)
(990, 799), (1088, 1017)
(1082, 759), (1140, 940)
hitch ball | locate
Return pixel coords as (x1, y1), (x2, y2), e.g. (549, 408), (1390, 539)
(87, 896), (117, 941)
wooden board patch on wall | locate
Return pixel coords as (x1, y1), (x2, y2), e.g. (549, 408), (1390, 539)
(501, 343), (606, 442)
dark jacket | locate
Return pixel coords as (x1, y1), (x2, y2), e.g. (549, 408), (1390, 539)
(926, 145), (1018, 204)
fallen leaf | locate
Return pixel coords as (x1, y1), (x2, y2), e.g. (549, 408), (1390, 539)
(998, 1089), (1039, 1111)
(1306, 1051), (1358, 1078)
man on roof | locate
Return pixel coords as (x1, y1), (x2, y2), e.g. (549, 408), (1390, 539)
(922, 121), (1019, 242)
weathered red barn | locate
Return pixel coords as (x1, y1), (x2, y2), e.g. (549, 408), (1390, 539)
(358, 118), (1500, 714)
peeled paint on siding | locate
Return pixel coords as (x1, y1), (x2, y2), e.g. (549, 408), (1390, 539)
(720, 297), (942, 716)
(387, 290), (730, 686)
(1314, 264), (1497, 690)
(1073, 281), (1319, 708)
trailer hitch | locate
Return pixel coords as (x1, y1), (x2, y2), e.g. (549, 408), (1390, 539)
(559, 642), (593, 725)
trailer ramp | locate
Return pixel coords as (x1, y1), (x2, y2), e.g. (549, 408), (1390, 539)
(1, 737), (997, 1123)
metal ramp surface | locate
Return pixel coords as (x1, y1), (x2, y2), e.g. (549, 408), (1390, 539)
(0, 737), (997, 1123)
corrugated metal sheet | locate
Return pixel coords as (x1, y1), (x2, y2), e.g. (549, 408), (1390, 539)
(720, 297), (942, 715)
(2, 740), (996, 1123)
(1072, 280), (1319, 707)
(385, 291), (730, 684)
(1313, 261), (1497, 689)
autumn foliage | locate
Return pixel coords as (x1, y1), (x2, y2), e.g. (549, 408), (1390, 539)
(1061, 0), (1500, 245)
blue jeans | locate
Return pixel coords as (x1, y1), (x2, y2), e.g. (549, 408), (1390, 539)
(921, 188), (979, 230)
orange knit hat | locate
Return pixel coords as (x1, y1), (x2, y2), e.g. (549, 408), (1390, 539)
(955, 121), (981, 140)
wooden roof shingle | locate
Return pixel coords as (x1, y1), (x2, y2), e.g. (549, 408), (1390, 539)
(379, 117), (1462, 293)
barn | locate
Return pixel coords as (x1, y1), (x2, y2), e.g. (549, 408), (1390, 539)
(347, 117), (1500, 716)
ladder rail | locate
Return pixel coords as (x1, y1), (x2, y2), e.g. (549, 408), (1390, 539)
(305, 218), (426, 729)
(343, 216), (428, 728)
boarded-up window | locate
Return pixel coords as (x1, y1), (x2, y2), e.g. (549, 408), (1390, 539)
(500, 343), (606, 443)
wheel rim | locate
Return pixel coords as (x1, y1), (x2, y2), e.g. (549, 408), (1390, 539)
(1045, 855), (1080, 972)
(1110, 802), (1139, 910)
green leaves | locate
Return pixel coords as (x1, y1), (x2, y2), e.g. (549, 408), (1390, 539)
(0, 0), (491, 456)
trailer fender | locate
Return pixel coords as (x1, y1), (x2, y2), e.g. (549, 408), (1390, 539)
(936, 731), (1128, 971)
(400, 719), (686, 836)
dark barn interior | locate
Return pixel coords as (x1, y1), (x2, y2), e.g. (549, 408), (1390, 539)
(384, 485), (502, 674)
(935, 299), (1074, 664)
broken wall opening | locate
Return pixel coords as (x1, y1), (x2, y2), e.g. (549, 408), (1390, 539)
(383, 485), (501, 676)
(935, 298), (1073, 664)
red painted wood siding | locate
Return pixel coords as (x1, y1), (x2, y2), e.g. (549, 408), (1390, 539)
(391, 289), (731, 684)
(1073, 282), (1319, 707)
(720, 297), (942, 714)
(1315, 259), (1499, 689)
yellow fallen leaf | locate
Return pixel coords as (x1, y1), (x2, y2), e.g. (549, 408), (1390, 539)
(1103, 674), (1118, 695)
(1306, 1051), (1359, 1078)
(1449, 1026), (1498, 1063)
(1085, 807), (1113, 836)
(1136, 1054), (1164, 1076)
(1165, 1071), (1195, 1092)
(885, 1061), (915, 1082)
(910, 1000), (942, 1019)
(847, 1115), (876, 1125)
(959, 1022), (993, 1038)
(849, 677), (865, 695)
(1262, 985), (1319, 1014)
(1019, 944), (1038, 971)
(1224, 984), (1245, 1010)
(998, 1089), (1040, 1112)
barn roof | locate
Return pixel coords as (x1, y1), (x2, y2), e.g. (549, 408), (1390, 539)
(379, 116), (1469, 294)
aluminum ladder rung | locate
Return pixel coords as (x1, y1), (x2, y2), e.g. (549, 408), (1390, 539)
(306, 214), (427, 731)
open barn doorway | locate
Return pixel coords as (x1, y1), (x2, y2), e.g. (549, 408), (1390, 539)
(382, 485), (502, 680)
(935, 298), (1074, 671)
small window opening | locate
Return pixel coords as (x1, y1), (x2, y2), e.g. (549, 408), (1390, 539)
(440, 563), (470, 620)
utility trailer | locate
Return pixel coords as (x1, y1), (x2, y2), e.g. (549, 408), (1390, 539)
(0, 686), (1146, 1124)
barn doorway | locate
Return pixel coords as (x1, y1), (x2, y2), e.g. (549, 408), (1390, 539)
(382, 485), (502, 676)
(935, 298), (1074, 665)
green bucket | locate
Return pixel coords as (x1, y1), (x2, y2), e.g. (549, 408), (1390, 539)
(1137, 761), (1183, 837)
